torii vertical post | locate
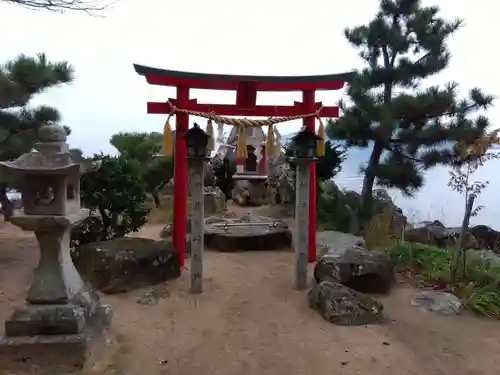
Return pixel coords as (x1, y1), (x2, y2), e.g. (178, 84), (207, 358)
(173, 86), (189, 266)
(302, 89), (317, 263)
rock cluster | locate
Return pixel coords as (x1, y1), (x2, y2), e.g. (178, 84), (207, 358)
(310, 229), (466, 325)
(404, 221), (500, 254)
(310, 232), (394, 325)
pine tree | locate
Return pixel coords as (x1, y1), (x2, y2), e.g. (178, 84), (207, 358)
(0, 53), (74, 219)
(326, 0), (494, 221)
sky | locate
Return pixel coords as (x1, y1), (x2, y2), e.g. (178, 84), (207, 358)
(0, 0), (498, 157)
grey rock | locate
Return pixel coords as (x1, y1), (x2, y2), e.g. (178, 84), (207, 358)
(308, 280), (385, 325)
(136, 286), (170, 306)
(315, 245), (395, 294)
(405, 224), (476, 249)
(316, 231), (365, 257)
(468, 225), (500, 252)
(204, 186), (227, 214)
(72, 237), (181, 294)
(411, 291), (462, 315)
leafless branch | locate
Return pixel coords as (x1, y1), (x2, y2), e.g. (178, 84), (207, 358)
(4, 0), (120, 15)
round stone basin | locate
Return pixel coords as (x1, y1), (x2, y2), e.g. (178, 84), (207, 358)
(204, 220), (292, 252)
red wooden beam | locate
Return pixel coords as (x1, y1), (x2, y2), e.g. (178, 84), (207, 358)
(147, 99), (339, 117)
(236, 81), (258, 109)
(134, 64), (355, 92)
(145, 74), (346, 92)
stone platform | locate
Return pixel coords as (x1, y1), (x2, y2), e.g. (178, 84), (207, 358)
(0, 304), (112, 373)
(204, 215), (292, 251)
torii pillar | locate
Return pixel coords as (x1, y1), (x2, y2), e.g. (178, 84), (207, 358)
(303, 89), (317, 262)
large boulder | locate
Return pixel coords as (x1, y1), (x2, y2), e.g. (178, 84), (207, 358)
(308, 280), (385, 325)
(372, 189), (406, 234)
(319, 180), (341, 201)
(468, 225), (500, 253)
(231, 180), (269, 206)
(273, 164), (295, 204)
(232, 180), (251, 205)
(314, 245), (395, 294)
(204, 186), (227, 214)
(71, 237), (181, 294)
(316, 230), (365, 260)
(317, 186), (406, 236)
(405, 223), (476, 249)
(204, 215), (292, 251)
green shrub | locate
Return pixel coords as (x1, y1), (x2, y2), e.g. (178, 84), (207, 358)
(385, 242), (452, 285)
(384, 241), (500, 318)
(467, 284), (500, 318)
(72, 154), (150, 247)
(464, 252), (500, 287)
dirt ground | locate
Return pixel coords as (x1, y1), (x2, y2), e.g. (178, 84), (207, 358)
(1, 213), (500, 375)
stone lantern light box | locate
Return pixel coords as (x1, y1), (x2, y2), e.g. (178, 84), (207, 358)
(0, 124), (95, 216)
(182, 122), (211, 159)
(289, 127), (322, 160)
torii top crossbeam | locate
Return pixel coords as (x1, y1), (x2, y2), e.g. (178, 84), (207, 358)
(133, 64), (355, 117)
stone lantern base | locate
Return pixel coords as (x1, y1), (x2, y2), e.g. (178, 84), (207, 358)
(0, 212), (113, 372)
(0, 296), (112, 372)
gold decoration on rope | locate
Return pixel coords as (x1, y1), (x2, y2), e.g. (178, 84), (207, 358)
(162, 111), (174, 157)
(235, 124), (247, 159)
(164, 100), (327, 158)
(205, 118), (215, 150)
(316, 117), (326, 157)
(266, 124), (276, 158)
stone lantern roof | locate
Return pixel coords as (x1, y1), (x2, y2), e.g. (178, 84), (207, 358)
(0, 124), (100, 177)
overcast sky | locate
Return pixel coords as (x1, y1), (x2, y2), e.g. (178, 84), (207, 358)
(0, 0), (497, 156)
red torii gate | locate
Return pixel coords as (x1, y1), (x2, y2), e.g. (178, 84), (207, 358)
(134, 64), (353, 266)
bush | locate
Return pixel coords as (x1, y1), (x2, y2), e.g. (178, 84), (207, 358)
(384, 241), (500, 318)
(467, 285), (500, 318)
(71, 154), (150, 247)
(385, 242), (452, 286)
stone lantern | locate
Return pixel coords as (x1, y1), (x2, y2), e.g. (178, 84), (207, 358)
(182, 122), (211, 159)
(0, 124), (111, 368)
(288, 127), (322, 290)
(181, 123), (210, 294)
(289, 127), (322, 160)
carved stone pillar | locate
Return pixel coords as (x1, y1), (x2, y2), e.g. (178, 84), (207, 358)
(294, 161), (310, 290)
(188, 159), (205, 294)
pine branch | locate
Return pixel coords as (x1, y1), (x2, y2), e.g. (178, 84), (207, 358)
(0, 53), (74, 109)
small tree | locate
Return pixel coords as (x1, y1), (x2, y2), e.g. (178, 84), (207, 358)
(110, 132), (174, 207)
(72, 154), (150, 246)
(448, 130), (500, 281)
(327, 0), (494, 224)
